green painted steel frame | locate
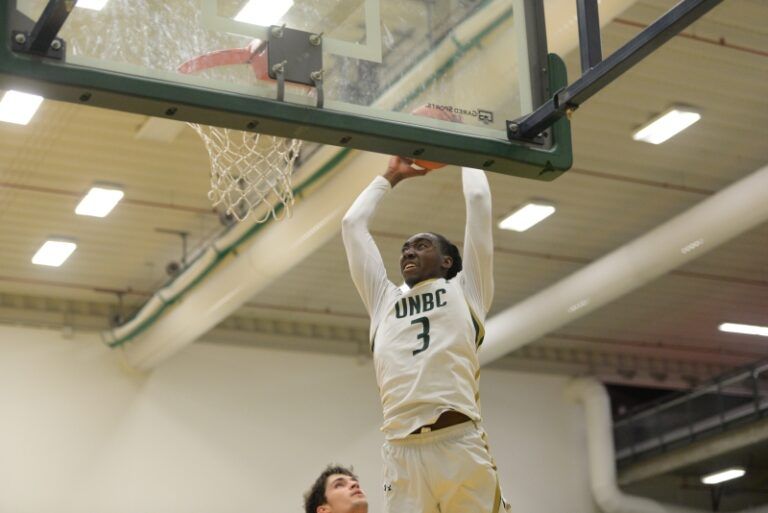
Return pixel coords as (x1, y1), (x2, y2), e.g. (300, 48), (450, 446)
(0, 1), (572, 180)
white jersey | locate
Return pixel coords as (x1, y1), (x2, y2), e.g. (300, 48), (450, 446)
(342, 169), (493, 440)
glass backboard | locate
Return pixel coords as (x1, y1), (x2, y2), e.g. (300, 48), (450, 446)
(1, 0), (571, 179)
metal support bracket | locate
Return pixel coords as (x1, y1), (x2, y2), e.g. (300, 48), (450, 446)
(9, 0), (75, 59)
(272, 60), (286, 102)
(509, 0), (724, 141)
(268, 24), (324, 106)
(576, 0), (602, 73)
(311, 70), (324, 109)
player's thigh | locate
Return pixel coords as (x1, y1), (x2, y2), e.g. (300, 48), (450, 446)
(381, 442), (439, 513)
(438, 430), (510, 513)
(441, 463), (505, 513)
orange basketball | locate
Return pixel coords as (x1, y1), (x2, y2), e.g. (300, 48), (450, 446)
(413, 158), (446, 170)
(410, 105), (463, 170)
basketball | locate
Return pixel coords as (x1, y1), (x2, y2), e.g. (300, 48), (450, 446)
(413, 158), (446, 171)
(410, 105), (463, 170)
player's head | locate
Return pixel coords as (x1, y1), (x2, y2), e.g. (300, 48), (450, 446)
(400, 232), (462, 287)
(304, 465), (367, 513)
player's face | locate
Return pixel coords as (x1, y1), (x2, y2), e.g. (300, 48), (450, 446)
(400, 233), (452, 287)
(319, 474), (367, 513)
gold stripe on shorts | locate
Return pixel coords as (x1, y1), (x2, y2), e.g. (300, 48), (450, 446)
(492, 478), (502, 513)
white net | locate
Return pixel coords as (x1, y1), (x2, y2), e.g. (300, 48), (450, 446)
(41, 0), (309, 223)
(188, 125), (302, 222)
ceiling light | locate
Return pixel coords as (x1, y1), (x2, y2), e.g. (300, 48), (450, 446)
(32, 240), (77, 267)
(76, 0), (110, 10)
(719, 323), (768, 337)
(701, 468), (746, 485)
(0, 90), (44, 125)
(633, 107), (701, 144)
(75, 185), (124, 217)
(498, 203), (555, 232)
(235, 0), (294, 26)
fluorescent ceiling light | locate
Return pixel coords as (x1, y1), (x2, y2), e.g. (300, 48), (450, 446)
(701, 468), (746, 485)
(633, 107), (701, 144)
(76, 0), (110, 10)
(235, 0), (294, 26)
(32, 240), (77, 267)
(0, 90), (44, 125)
(75, 186), (124, 217)
(498, 203), (556, 232)
(719, 322), (768, 337)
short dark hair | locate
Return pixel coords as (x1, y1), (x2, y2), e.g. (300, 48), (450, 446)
(429, 232), (462, 280)
(304, 465), (358, 513)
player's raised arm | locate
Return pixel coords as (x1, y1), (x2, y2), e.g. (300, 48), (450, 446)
(460, 167), (494, 314)
(341, 183), (389, 317)
(342, 156), (436, 316)
(340, 157), (413, 315)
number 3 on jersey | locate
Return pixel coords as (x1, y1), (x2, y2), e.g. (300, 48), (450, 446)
(411, 316), (430, 355)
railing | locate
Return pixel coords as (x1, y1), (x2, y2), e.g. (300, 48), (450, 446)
(613, 359), (768, 466)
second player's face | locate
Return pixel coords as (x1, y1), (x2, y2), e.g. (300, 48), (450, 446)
(320, 474), (368, 513)
(400, 233), (450, 287)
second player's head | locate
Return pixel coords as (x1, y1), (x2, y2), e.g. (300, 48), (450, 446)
(400, 232), (462, 287)
(304, 465), (367, 513)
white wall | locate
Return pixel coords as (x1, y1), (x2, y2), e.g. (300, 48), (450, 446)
(0, 324), (597, 513)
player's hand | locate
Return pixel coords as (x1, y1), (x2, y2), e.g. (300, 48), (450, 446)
(383, 156), (433, 187)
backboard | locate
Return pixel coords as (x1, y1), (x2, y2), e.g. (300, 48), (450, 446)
(0, 0), (571, 179)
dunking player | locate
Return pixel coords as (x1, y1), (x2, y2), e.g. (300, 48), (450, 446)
(341, 156), (509, 513)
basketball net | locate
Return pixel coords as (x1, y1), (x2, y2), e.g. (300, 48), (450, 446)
(179, 44), (302, 223)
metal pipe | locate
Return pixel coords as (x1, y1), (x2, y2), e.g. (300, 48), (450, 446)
(479, 163), (768, 366)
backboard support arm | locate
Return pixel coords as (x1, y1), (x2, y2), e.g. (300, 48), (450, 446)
(577, 0), (602, 74)
(10, 0), (76, 59)
(509, 0), (724, 141)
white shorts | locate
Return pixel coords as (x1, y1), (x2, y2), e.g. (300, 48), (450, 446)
(381, 421), (511, 513)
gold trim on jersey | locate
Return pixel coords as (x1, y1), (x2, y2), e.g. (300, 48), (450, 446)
(467, 302), (486, 348)
(492, 478), (502, 513)
(370, 324), (380, 353)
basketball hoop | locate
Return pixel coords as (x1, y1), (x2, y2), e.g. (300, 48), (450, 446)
(178, 41), (304, 223)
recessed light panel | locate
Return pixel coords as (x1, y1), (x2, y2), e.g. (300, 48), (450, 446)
(75, 186), (124, 217)
(77, 0), (110, 11)
(633, 108), (701, 145)
(719, 323), (768, 337)
(0, 90), (44, 125)
(701, 468), (745, 485)
(32, 240), (77, 267)
(498, 203), (556, 232)
(235, 0), (294, 25)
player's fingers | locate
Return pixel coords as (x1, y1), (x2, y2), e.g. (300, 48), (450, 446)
(392, 156), (417, 172)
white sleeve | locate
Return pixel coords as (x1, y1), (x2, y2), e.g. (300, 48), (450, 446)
(341, 175), (395, 319)
(459, 167), (494, 317)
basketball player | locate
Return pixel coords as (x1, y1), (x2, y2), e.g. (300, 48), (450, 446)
(303, 465), (368, 513)
(341, 156), (509, 513)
